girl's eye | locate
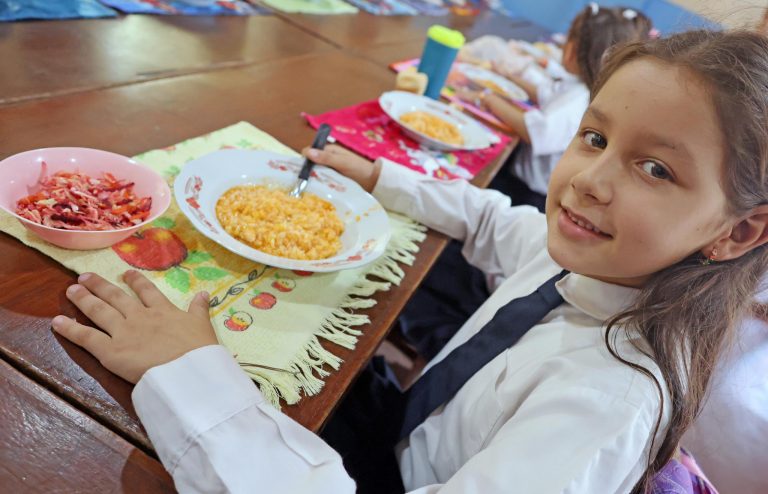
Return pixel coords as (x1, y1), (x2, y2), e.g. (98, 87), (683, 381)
(581, 130), (607, 149)
(640, 160), (672, 180)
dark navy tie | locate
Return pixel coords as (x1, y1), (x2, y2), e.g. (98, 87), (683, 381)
(397, 270), (567, 441)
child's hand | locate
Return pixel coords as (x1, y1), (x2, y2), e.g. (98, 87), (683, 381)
(454, 87), (488, 109)
(302, 144), (381, 192)
(51, 270), (218, 384)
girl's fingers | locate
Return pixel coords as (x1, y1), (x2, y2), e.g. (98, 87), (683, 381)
(302, 147), (342, 171)
(187, 291), (211, 319)
(323, 144), (356, 157)
(77, 272), (141, 317)
(302, 143), (345, 157)
(51, 315), (111, 359)
(303, 145), (357, 170)
(301, 145), (378, 192)
(123, 270), (172, 308)
(65, 284), (125, 334)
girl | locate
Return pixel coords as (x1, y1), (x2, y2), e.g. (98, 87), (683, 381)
(396, 3), (654, 363)
(460, 4), (653, 209)
(52, 30), (768, 493)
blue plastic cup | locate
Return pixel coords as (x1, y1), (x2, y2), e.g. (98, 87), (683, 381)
(417, 25), (466, 100)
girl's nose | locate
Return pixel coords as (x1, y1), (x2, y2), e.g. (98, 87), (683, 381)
(570, 157), (615, 205)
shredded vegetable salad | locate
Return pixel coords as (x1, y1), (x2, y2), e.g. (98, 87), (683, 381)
(15, 165), (152, 231)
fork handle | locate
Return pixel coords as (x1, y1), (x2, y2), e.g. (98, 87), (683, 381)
(298, 123), (332, 180)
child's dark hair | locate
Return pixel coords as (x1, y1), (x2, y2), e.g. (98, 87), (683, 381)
(567, 4), (653, 90)
(593, 30), (768, 493)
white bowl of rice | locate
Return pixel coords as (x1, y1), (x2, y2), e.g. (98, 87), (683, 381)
(379, 91), (499, 151)
(174, 149), (391, 272)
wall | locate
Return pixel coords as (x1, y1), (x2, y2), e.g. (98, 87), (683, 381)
(669, 0), (766, 28)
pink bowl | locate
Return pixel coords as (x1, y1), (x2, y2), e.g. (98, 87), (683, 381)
(0, 147), (172, 250)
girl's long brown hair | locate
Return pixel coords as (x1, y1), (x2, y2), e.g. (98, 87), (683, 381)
(592, 30), (768, 493)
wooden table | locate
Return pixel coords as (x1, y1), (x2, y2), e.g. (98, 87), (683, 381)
(0, 358), (174, 491)
(276, 10), (529, 50)
(0, 9), (529, 491)
(0, 15), (333, 106)
(277, 10), (551, 65)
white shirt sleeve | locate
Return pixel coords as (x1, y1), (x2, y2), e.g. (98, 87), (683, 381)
(523, 83), (590, 157)
(132, 345), (356, 494)
(372, 159), (546, 280)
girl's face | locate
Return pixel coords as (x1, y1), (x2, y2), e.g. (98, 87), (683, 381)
(546, 58), (732, 287)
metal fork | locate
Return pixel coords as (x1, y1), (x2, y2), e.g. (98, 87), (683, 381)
(288, 123), (332, 198)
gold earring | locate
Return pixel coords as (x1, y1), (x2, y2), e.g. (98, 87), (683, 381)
(701, 248), (718, 266)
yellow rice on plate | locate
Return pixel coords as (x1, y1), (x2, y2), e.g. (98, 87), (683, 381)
(399, 111), (464, 146)
(216, 185), (344, 260)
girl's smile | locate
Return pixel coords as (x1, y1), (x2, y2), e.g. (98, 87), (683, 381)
(558, 206), (612, 240)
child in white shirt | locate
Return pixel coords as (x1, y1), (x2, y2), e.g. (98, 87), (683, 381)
(52, 30), (768, 494)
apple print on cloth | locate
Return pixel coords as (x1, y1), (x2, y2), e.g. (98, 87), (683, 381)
(112, 227), (189, 271)
(0, 122), (426, 409)
(224, 309), (253, 332)
(111, 218), (231, 293)
(271, 273), (295, 293)
(249, 290), (277, 310)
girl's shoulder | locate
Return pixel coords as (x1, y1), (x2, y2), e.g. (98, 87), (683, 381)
(519, 299), (669, 417)
(598, 326), (670, 414)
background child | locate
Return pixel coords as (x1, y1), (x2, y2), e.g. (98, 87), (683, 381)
(460, 3), (653, 209)
(52, 30), (768, 494)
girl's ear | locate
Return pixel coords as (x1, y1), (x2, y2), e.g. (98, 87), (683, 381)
(713, 204), (768, 261)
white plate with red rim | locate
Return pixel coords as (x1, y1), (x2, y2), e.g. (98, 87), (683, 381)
(174, 150), (390, 272)
(379, 90), (499, 152)
(454, 63), (529, 101)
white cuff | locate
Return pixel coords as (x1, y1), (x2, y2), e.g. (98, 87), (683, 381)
(373, 157), (452, 212)
(132, 345), (264, 472)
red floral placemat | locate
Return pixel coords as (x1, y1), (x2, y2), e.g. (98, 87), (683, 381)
(304, 99), (512, 180)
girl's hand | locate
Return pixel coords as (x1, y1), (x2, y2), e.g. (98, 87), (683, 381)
(51, 270), (218, 384)
(301, 144), (381, 192)
(458, 87), (530, 142)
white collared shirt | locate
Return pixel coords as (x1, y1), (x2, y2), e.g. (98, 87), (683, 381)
(133, 160), (669, 493)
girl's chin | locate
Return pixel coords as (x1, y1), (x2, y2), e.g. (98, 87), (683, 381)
(548, 242), (650, 287)
(545, 239), (583, 272)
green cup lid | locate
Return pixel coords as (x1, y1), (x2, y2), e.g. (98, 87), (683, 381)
(427, 25), (465, 49)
